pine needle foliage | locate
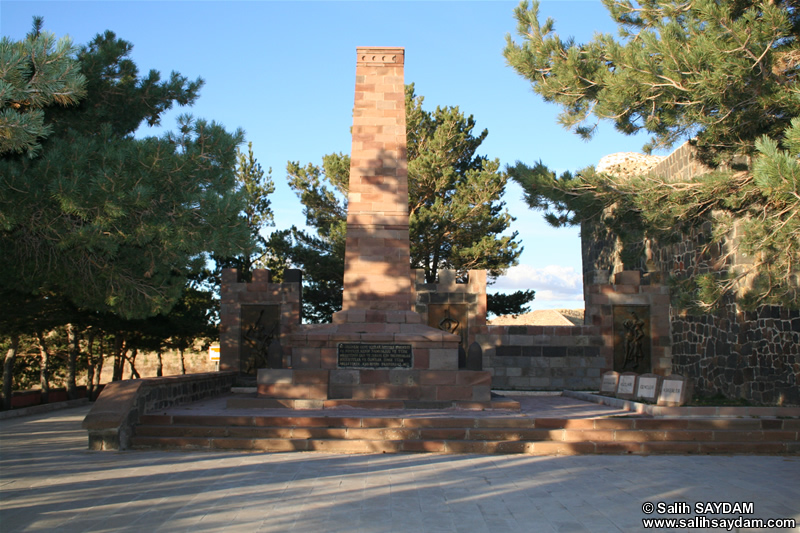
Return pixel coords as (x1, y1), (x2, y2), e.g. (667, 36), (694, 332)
(0, 17), (87, 158)
(504, 0), (800, 166)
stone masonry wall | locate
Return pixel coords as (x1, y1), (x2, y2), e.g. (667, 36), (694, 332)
(476, 325), (605, 391)
(671, 305), (800, 405)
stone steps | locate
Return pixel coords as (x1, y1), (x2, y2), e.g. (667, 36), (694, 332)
(130, 414), (800, 455)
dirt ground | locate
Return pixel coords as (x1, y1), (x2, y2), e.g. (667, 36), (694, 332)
(487, 309), (584, 326)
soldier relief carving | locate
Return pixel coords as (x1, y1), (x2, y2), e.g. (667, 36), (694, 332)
(622, 311), (646, 370)
(613, 305), (652, 373)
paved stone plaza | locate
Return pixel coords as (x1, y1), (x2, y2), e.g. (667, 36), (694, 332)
(1, 405), (798, 532)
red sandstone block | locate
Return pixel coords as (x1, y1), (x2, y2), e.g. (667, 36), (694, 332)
(249, 439), (310, 452)
(482, 441), (526, 454)
(633, 419), (689, 430)
(359, 370), (391, 384)
(564, 430), (615, 442)
(760, 430), (798, 441)
(139, 414), (173, 425)
(226, 427), (287, 439)
(594, 442), (642, 454)
(258, 384), (328, 400)
(135, 425), (220, 438)
(785, 442), (800, 454)
(306, 439), (370, 453)
(615, 430), (668, 442)
(527, 441), (595, 455)
(293, 370), (329, 384)
(287, 417), (339, 427)
(561, 419), (597, 430)
(760, 419), (783, 430)
(252, 417), (294, 427)
(413, 349), (430, 369)
(782, 419), (800, 430)
(436, 385), (473, 401)
(664, 430), (714, 442)
(475, 418), (535, 429)
(403, 418), (473, 429)
(402, 440), (446, 453)
(456, 372), (492, 386)
(712, 430), (765, 442)
(418, 386), (438, 401)
(533, 419), (568, 429)
(614, 271), (641, 285)
(321, 348), (337, 369)
(593, 419), (635, 430)
(133, 436), (211, 449)
(698, 442), (785, 454)
(381, 385), (422, 400)
(640, 442), (701, 454)
(293, 428), (348, 439)
(365, 440), (405, 454)
(688, 419), (761, 430)
(351, 385), (376, 399)
(614, 285), (638, 294)
(295, 350), (321, 369)
(442, 441), (487, 454)
(419, 371), (457, 385)
(360, 417), (404, 428)
(172, 415), (252, 427)
(688, 407), (721, 417)
(328, 385), (354, 400)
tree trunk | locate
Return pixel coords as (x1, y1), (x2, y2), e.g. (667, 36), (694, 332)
(128, 347), (140, 379)
(3, 334), (19, 411)
(93, 342), (104, 399)
(86, 330), (96, 401)
(36, 331), (50, 404)
(112, 335), (124, 381)
(179, 348), (186, 375)
(66, 324), (79, 400)
(156, 350), (163, 377)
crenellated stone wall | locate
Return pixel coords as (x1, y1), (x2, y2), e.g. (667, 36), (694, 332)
(219, 268), (302, 374)
(412, 269), (487, 349)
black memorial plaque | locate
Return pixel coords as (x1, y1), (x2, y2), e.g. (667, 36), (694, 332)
(337, 343), (413, 368)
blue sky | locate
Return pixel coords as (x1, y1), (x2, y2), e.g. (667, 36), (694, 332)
(2, 1), (656, 310)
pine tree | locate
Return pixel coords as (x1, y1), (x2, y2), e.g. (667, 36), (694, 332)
(504, 0), (800, 310)
(0, 17), (87, 158)
(504, 0), (800, 166)
(276, 85), (522, 322)
(211, 142), (276, 282)
(0, 28), (249, 320)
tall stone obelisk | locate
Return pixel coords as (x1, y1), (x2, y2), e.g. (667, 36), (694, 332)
(272, 47), (492, 406)
(336, 47), (415, 319)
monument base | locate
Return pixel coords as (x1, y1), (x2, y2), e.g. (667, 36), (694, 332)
(257, 368), (493, 404)
(255, 316), (493, 404)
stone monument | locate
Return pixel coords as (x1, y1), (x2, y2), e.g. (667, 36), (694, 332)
(257, 47), (495, 407)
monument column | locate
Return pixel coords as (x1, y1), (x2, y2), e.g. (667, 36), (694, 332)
(339, 47), (413, 315)
(272, 47), (495, 407)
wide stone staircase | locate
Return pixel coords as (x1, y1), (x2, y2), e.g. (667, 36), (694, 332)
(130, 413), (799, 455)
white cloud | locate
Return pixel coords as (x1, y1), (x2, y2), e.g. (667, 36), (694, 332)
(489, 264), (583, 304)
